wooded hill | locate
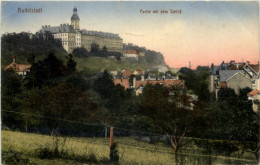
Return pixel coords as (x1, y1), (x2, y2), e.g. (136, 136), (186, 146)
(1, 32), (167, 71)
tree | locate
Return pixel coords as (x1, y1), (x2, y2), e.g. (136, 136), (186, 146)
(1, 70), (23, 128)
(140, 84), (205, 164)
(72, 47), (89, 58)
(42, 52), (65, 79)
(90, 43), (99, 55)
(218, 88), (236, 104)
(66, 54), (77, 73)
(37, 83), (97, 131)
(178, 67), (196, 91)
(205, 88), (259, 160)
(23, 53), (66, 89)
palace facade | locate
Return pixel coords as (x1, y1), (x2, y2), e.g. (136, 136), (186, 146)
(38, 7), (123, 53)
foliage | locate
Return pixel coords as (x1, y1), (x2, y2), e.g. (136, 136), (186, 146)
(66, 54), (77, 73)
(123, 43), (165, 65)
(72, 47), (89, 58)
(205, 87), (259, 156)
(110, 143), (119, 162)
(139, 83), (206, 163)
(178, 66), (211, 101)
(1, 32), (67, 67)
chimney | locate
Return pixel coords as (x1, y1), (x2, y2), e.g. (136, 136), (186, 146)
(13, 56), (16, 63)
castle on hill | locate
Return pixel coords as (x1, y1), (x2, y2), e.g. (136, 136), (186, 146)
(37, 7), (123, 53)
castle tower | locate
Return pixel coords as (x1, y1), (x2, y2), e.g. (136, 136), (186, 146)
(71, 7), (80, 30)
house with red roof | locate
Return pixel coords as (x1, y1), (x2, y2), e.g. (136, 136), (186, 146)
(133, 69), (143, 76)
(113, 78), (130, 89)
(123, 50), (139, 60)
(209, 60), (259, 98)
(5, 57), (31, 76)
(121, 69), (133, 78)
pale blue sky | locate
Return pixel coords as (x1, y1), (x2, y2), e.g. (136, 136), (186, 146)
(1, 1), (259, 67)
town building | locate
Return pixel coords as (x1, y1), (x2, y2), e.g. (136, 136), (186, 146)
(123, 50), (139, 60)
(248, 77), (260, 112)
(113, 75), (184, 96)
(5, 57), (31, 76)
(209, 60), (259, 98)
(133, 70), (143, 76)
(37, 7), (123, 53)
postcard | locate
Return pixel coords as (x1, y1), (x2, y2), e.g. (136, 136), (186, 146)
(1, 1), (259, 165)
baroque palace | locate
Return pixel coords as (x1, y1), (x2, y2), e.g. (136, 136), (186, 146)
(37, 7), (123, 53)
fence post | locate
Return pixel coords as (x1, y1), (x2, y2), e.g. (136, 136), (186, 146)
(109, 127), (114, 148)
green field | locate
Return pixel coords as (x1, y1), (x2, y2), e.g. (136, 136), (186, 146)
(75, 57), (160, 72)
(1, 130), (256, 165)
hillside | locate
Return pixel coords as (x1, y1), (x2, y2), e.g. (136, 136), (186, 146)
(1, 32), (67, 68)
(1, 32), (167, 72)
(75, 56), (165, 73)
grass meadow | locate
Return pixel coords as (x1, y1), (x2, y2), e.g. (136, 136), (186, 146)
(1, 130), (257, 165)
(75, 56), (156, 72)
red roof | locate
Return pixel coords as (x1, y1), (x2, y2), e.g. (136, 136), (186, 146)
(248, 89), (260, 96)
(122, 70), (133, 77)
(249, 64), (259, 73)
(5, 62), (31, 72)
(134, 70), (143, 75)
(135, 79), (185, 89)
(124, 50), (138, 54)
(220, 82), (227, 88)
(114, 79), (130, 89)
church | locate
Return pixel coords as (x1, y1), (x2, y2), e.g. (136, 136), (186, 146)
(38, 7), (123, 53)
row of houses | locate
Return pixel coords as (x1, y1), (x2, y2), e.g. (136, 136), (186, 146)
(112, 69), (183, 95)
(209, 60), (260, 112)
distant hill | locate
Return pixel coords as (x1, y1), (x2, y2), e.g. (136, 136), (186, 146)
(2, 32), (167, 72)
(123, 43), (166, 65)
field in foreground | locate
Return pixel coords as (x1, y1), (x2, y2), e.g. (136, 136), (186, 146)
(1, 130), (256, 165)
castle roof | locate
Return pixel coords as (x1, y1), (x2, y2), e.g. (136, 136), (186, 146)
(39, 24), (76, 33)
(71, 7), (80, 20)
(80, 29), (121, 39)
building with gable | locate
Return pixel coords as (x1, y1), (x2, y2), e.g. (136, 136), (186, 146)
(209, 60), (259, 98)
(5, 57), (31, 76)
(37, 7), (123, 53)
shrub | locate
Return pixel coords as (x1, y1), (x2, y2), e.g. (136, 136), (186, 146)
(2, 151), (30, 165)
(110, 143), (119, 162)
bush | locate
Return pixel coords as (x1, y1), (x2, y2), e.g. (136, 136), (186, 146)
(110, 143), (119, 162)
(36, 147), (60, 159)
(2, 151), (30, 165)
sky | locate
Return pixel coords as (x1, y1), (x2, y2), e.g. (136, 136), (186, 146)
(1, 1), (259, 68)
